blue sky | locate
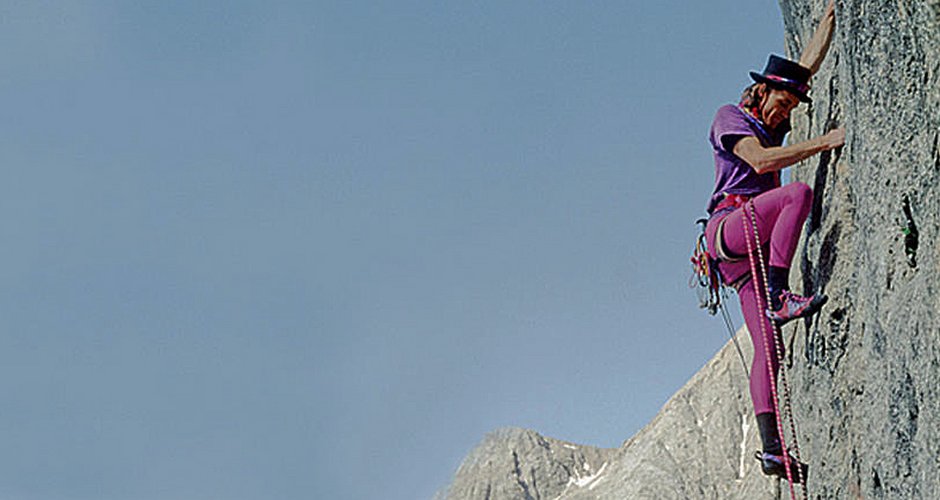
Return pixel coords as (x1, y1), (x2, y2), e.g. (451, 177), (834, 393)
(0, 1), (788, 499)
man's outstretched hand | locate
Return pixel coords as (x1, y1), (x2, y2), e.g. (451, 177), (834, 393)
(820, 127), (845, 151)
(824, 0), (835, 22)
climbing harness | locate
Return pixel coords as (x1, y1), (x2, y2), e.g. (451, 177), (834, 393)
(689, 218), (750, 379)
(742, 200), (808, 499)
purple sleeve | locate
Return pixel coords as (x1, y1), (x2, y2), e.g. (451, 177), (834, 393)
(710, 105), (756, 154)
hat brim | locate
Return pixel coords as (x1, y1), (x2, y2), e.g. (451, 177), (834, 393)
(750, 72), (812, 103)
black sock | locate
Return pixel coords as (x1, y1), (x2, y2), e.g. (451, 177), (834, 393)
(756, 412), (782, 455)
(768, 266), (790, 307)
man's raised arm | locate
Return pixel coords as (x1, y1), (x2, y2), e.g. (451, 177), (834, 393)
(799, 0), (836, 75)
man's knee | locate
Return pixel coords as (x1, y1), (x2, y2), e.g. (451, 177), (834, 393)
(786, 182), (813, 206)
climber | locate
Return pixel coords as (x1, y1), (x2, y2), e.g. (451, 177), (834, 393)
(702, 0), (843, 483)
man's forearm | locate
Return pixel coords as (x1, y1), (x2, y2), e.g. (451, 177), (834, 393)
(799, 1), (836, 74)
(733, 135), (832, 174)
(747, 138), (830, 174)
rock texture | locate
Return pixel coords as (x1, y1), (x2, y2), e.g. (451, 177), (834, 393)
(781, 0), (940, 498)
(443, 1), (940, 498)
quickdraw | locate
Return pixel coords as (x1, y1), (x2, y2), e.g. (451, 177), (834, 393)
(690, 218), (721, 315)
(689, 218), (750, 379)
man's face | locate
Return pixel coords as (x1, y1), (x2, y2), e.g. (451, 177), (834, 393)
(760, 88), (801, 130)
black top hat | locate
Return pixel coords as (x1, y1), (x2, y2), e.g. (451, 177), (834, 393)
(750, 54), (813, 103)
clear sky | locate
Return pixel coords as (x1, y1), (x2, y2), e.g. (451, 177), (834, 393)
(0, 2), (787, 499)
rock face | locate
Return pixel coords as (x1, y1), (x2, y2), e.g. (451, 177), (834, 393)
(443, 1), (940, 498)
(780, 0), (940, 498)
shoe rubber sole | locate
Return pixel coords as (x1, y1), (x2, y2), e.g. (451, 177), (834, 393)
(755, 451), (809, 483)
(768, 294), (828, 327)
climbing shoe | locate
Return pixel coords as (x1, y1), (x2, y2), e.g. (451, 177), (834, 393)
(754, 451), (809, 483)
(766, 290), (828, 326)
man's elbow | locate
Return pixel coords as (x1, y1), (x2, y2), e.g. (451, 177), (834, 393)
(734, 139), (776, 175)
(747, 158), (776, 175)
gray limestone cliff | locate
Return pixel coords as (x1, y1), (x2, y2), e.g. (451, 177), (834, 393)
(781, 0), (940, 498)
(442, 1), (940, 498)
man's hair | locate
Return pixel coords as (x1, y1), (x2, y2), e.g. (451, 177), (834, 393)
(740, 83), (764, 110)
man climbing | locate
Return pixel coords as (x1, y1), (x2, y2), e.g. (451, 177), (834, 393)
(702, 0), (844, 484)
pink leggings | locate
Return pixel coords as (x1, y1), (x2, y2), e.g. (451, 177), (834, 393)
(705, 182), (813, 414)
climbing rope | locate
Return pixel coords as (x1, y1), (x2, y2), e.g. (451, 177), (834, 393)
(719, 296), (750, 380)
(742, 201), (807, 500)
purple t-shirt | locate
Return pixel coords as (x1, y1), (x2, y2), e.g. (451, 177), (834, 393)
(706, 104), (790, 214)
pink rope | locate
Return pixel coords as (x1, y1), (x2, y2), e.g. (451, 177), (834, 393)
(741, 201), (798, 499)
(745, 201), (808, 499)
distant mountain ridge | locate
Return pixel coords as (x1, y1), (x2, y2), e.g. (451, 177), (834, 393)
(436, 427), (617, 500)
(438, 329), (778, 499)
